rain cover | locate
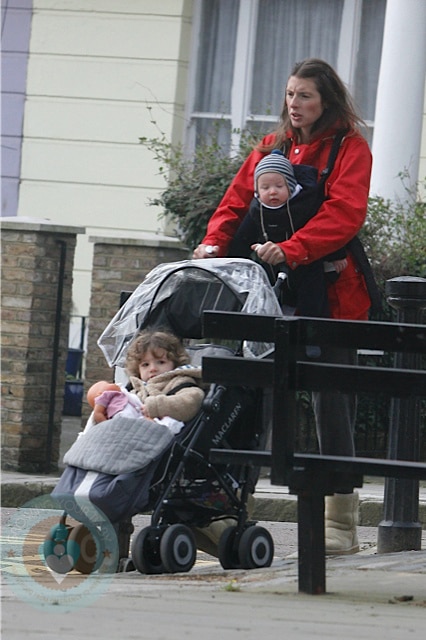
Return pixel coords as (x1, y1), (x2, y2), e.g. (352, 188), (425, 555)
(97, 258), (283, 367)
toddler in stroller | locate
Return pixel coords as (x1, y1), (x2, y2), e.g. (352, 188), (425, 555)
(86, 330), (204, 433)
(47, 258), (283, 575)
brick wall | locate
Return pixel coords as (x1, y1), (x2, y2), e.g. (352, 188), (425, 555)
(83, 236), (188, 421)
(1, 219), (84, 472)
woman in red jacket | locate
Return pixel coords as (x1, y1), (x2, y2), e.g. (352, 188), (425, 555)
(193, 58), (373, 555)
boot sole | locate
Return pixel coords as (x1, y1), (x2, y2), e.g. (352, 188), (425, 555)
(325, 545), (360, 556)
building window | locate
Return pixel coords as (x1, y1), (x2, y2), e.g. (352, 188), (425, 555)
(187, 0), (386, 151)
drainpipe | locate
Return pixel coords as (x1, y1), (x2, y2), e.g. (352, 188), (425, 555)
(45, 239), (67, 472)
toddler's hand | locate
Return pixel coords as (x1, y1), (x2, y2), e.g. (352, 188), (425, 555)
(141, 405), (153, 420)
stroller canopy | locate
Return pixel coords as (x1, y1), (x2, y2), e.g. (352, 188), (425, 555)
(97, 258), (283, 368)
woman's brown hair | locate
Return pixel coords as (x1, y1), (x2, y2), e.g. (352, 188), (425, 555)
(258, 58), (364, 153)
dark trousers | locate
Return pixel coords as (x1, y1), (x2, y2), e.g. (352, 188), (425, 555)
(310, 347), (357, 459)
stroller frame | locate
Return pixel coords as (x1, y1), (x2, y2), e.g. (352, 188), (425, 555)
(47, 259), (282, 575)
(124, 383), (263, 574)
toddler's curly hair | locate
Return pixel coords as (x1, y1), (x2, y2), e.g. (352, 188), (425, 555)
(125, 330), (189, 377)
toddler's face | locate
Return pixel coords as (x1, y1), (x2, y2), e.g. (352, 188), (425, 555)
(257, 172), (290, 207)
(138, 348), (175, 381)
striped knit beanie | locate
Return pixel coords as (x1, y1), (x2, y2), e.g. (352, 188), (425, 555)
(254, 149), (297, 196)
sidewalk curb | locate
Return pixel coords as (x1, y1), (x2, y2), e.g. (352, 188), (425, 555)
(1, 480), (57, 508)
(2, 478), (425, 528)
(252, 496), (426, 527)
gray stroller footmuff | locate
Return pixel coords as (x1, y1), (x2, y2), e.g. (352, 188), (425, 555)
(53, 415), (176, 525)
(63, 415), (174, 475)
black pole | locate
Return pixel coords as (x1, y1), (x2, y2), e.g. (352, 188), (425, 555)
(46, 240), (67, 472)
(377, 276), (426, 553)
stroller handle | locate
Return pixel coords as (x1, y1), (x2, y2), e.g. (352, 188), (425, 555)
(202, 384), (227, 413)
(273, 263), (290, 298)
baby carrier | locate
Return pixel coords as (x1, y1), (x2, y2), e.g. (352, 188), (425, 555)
(228, 130), (347, 257)
(45, 258), (283, 575)
(228, 130), (381, 316)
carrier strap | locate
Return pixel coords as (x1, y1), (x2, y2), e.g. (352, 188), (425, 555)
(346, 236), (382, 314)
(319, 128), (349, 181)
(321, 129), (382, 315)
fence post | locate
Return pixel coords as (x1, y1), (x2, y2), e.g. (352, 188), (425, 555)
(377, 276), (426, 553)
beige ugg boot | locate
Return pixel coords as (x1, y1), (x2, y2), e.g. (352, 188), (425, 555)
(194, 493), (256, 557)
(325, 492), (360, 555)
(193, 518), (237, 557)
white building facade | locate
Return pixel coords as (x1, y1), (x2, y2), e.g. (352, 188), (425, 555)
(2, 0), (425, 323)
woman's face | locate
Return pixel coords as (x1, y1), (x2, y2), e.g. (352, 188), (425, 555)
(285, 76), (325, 142)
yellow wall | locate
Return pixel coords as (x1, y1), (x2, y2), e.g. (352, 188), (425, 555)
(19, 0), (194, 314)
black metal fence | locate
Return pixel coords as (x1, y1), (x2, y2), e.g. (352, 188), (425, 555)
(294, 365), (426, 459)
(294, 280), (426, 461)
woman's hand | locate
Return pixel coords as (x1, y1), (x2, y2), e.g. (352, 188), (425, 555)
(332, 258), (348, 273)
(192, 244), (220, 259)
(251, 242), (287, 266)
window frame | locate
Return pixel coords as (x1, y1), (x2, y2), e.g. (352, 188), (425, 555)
(186, 0), (377, 151)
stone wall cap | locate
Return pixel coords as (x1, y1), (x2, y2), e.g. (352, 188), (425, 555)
(89, 231), (186, 249)
(0, 216), (85, 235)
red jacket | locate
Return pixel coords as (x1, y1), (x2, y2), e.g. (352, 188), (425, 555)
(202, 127), (372, 320)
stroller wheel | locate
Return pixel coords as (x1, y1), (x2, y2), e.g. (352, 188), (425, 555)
(218, 526), (241, 570)
(67, 524), (102, 575)
(131, 526), (165, 575)
(160, 524), (196, 574)
(238, 526), (274, 569)
(43, 522), (75, 574)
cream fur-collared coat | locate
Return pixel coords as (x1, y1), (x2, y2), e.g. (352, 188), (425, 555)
(129, 366), (205, 423)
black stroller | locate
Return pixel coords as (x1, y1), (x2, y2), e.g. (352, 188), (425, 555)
(46, 258), (283, 575)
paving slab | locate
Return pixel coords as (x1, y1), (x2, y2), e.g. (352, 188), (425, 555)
(2, 548), (426, 640)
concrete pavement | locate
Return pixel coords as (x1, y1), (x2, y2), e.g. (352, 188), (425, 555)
(2, 417), (426, 638)
(1, 517), (426, 639)
(3, 557), (426, 640)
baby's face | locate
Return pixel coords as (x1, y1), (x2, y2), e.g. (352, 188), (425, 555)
(138, 348), (175, 381)
(257, 172), (290, 207)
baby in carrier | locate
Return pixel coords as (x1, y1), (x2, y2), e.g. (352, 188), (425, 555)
(228, 150), (348, 317)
